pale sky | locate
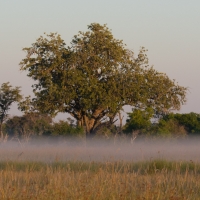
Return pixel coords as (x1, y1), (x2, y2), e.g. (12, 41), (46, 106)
(0, 1), (200, 121)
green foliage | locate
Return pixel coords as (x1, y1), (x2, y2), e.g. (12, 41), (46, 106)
(18, 96), (35, 114)
(0, 82), (22, 137)
(51, 120), (84, 136)
(4, 114), (84, 138)
(123, 110), (191, 136)
(151, 118), (187, 136)
(143, 112), (200, 136)
(123, 107), (154, 134)
(4, 113), (52, 138)
(20, 23), (187, 135)
(163, 112), (200, 134)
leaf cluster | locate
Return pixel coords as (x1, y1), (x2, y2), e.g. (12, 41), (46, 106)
(0, 82), (22, 124)
(123, 107), (154, 134)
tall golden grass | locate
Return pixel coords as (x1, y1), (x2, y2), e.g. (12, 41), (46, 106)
(0, 160), (200, 199)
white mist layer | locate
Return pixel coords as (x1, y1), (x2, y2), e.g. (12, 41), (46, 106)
(0, 137), (199, 163)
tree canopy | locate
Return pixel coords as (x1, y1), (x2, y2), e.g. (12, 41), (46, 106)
(124, 108), (154, 134)
(0, 82), (22, 138)
(20, 23), (187, 136)
(162, 112), (200, 134)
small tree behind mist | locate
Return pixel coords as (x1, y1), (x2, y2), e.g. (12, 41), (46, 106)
(0, 82), (22, 138)
(51, 120), (84, 136)
(123, 108), (154, 135)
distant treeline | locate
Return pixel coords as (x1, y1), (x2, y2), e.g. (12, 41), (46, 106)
(2, 111), (200, 140)
(124, 109), (200, 137)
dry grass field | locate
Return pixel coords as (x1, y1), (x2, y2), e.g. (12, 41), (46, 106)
(0, 160), (200, 199)
(0, 138), (200, 199)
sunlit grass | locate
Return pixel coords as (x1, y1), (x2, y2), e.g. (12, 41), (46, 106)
(0, 160), (200, 199)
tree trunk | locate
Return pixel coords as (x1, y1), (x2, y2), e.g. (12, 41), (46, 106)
(82, 109), (104, 138)
(83, 115), (90, 136)
(83, 115), (97, 139)
(118, 112), (124, 134)
(77, 119), (82, 127)
(0, 123), (3, 139)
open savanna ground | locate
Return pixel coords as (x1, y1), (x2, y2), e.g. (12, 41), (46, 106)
(0, 138), (200, 199)
(0, 160), (200, 199)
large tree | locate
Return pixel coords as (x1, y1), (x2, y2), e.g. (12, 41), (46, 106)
(0, 82), (22, 138)
(20, 23), (187, 136)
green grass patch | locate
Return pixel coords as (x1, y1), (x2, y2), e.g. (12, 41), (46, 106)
(0, 159), (199, 175)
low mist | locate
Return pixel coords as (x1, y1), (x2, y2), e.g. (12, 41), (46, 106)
(0, 136), (200, 163)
